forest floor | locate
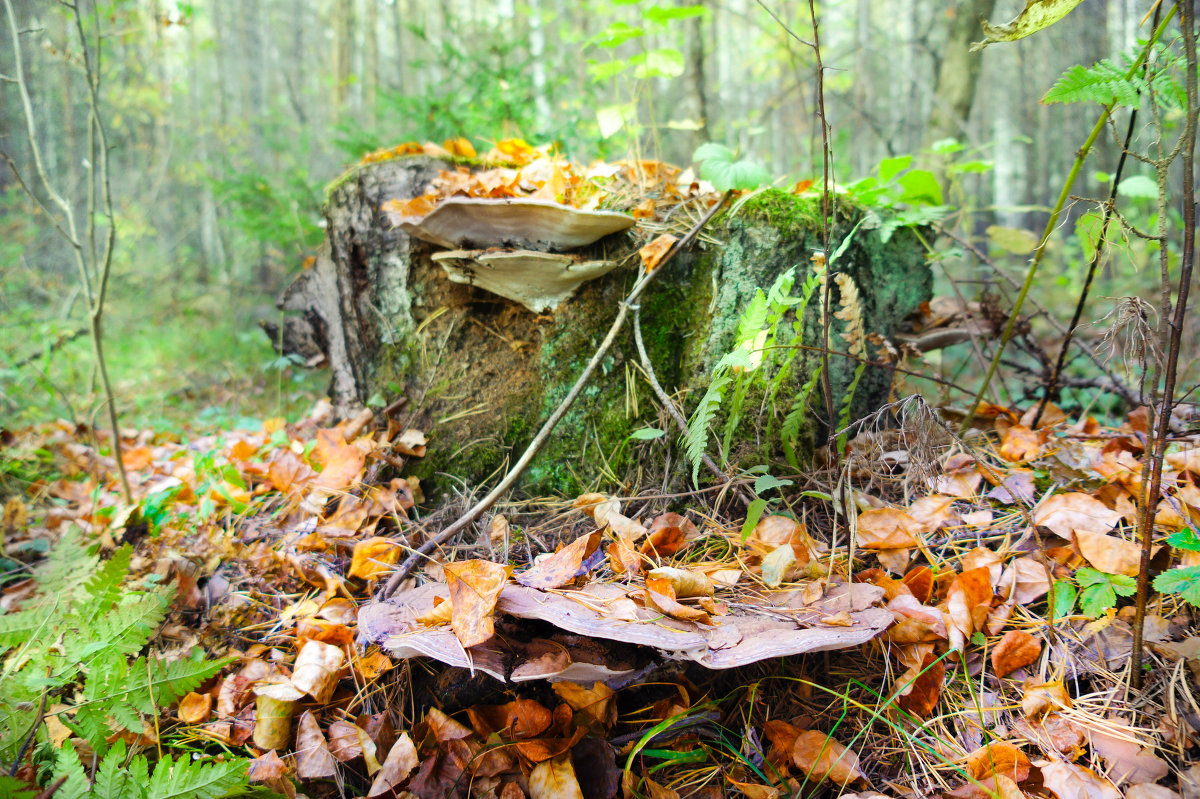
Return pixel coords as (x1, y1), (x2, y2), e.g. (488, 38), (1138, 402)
(3, 392), (1200, 799)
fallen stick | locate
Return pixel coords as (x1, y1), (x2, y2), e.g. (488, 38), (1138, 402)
(378, 191), (732, 599)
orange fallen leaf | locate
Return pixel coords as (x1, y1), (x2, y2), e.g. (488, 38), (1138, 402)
(292, 639), (346, 703)
(791, 730), (865, 786)
(967, 741), (1031, 783)
(349, 537), (403, 580)
(639, 234), (678, 272)
(1000, 424), (1043, 462)
(856, 508), (921, 549)
(991, 630), (1042, 677)
(529, 754), (585, 799)
(177, 691), (211, 724)
(1074, 531), (1142, 577)
(368, 732), (419, 796)
(443, 136), (477, 158)
(247, 750), (292, 796)
(444, 559), (509, 648)
(945, 566), (994, 650)
(895, 653), (945, 718)
(552, 681), (616, 729)
(516, 531), (601, 589)
(1032, 492), (1123, 538)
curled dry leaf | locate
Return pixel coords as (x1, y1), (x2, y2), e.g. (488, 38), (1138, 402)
(607, 533), (642, 576)
(552, 681), (616, 729)
(894, 653), (945, 718)
(966, 741), (1031, 782)
(992, 630), (1042, 677)
(761, 544), (797, 588)
(529, 754), (586, 799)
(573, 493), (620, 524)
(516, 532), (601, 590)
(295, 710), (338, 779)
(791, 730), (865, 786)
(247, 749), (290, 788)
(426, 707), (474, 743)
(253, 682), (304, 750)
(395, 429), (427, 457)
(1000, 424), (1044, 462)
(368, 732), (419, 796)
(647, 566), (713, 597)
(945, 567), (994, 651)
(415, 596), (454, 626)
(1038, 759), (1121, 799)
(349, 536), (403, 580)
(328, 719), (381, 774)
(645, 576), (712, 625)
(639, 233), (678, 272)
(177, 691), (211, 724)
(292, 639), (346, 703)
(444, 559), (509, 648)
(1022, 681), (1072, 718)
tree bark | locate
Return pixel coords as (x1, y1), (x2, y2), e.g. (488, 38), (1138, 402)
(271, 156), (932, 496)
(925, 0), (997, 147)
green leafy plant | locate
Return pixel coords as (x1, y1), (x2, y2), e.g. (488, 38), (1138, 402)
(0, 531), (247, 797)
(846, 154), (951, 242)
(692, 143), (770, 192)
(1074, 566), (1137, 617)
(1043, 41), (1187, 109)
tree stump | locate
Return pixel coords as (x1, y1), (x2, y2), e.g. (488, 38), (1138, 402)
(270, 155), (931, 495)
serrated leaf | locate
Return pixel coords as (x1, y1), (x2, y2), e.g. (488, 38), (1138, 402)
(146, 756), (249, 799)
(1167, 527), (1200, 552)
(1078, 583), (1117, 617)
(1154, 566), (1200, 607)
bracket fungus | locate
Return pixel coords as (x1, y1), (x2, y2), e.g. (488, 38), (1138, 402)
(432, 249), (620, 313)
(398, 197), (635, 251)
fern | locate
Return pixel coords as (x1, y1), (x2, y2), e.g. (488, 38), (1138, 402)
(0, 536), (248, 798)
(684, 370), (733, 485)
(1044, 43), (1188, 109)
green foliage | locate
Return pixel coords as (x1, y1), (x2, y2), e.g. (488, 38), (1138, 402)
(1153, 566), (1200, 607)
(0, 531), (242, 796)
(1043, 41), (1188, 108)
(847, 154), (951, 242)
(692, 143), (770, 192)
(1074, 567), (1136, 617)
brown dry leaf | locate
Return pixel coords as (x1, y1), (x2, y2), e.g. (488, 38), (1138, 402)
(354, 649), (395, 681)
(247, 750), (292, 797)
(967, 742), (1031, 782)
(349, 537), (403, 580)
(945, 567), (994, 650)
(895, 653), (945, 718)
(443, 137), (477, 158)
(645, 578), (712, 624)
(468, 699), (554, 739)
(426, 707), (474, 742)
(552, 681), (616, 729)
(395, 429), (427, 457)
(490, 514), (509, 544)
(1038, 759), (1121, 799)
(177, 691), (211, 724)
(295, 710), (338, 779)
(607, 533), (643, 576)
(444, 559), (509, 648)
(1000, 557), (1052, 604)
(725, 777), (780, 799)
(857, 508), (921, 549)
(528, 754), (585, 799)
(992, 630), (1042, 677)
(902, 565), (935, 604)
(1022, 681), (1073, 718)
(252, 682), (304, 750)
(1010, 713), (1085, 755)
(764, 719), (802, 772)
(640, 526), (684, 558)
(647, 566), (714, 598)
(1089, 727), (1170, 787)
(328, 719), (381, 773)
(1000, 425), (1044, 462)
(1033, 492), (1123, 538)
(415, 596), (454, 626)
(1125, 786), (1181, 799)
(292, 639), (346, 703)
(573, 493), (620, 524)
(791, 730), (865, 786)
(368, 731), (419, 796)
(313, 428), (367, 491)
(1075, 531), (1142, 577)
(639, 234), (678, 272)
(516, 532), (601, 589)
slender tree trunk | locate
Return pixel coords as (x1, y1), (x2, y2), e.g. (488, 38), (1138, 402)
(925, 0), (998, 147)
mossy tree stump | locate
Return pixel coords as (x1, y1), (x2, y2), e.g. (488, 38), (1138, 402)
(271, 156), (931, 495)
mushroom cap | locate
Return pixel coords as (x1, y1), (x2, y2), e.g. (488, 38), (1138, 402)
(400, 197), (635, 251)
(432, 249), (620, 313)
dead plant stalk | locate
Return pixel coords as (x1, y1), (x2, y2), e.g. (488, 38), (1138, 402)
(0, 0), (132, 504)
(1132, 0), (1198, 689)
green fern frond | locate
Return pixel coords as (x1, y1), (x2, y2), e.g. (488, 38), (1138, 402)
(63, 702), (116, 753)
(141, 650), (234, 708)
(684, 371), (732, 485)
(145, 755), (249, 799)
(47, 744), (91, 799)
(93, 741), (148, 799)
(0, 776), (40, 799)
(81, 546), (134, 625)
(1044, 60), (1142, 106)
(33, 528), (97, 597)
(81, 591), (169, 663)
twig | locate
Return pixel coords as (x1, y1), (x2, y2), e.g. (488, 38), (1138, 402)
(958, 9), (1178, 434)
(631, 306), (752, 507)
(378, 193), (732, 598)
(1132, 0), (1197, 688)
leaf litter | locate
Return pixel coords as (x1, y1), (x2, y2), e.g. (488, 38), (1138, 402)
(4, 149), (1200, 796)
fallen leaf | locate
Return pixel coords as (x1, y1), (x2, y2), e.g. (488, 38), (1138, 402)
(992, 630), (1042, 677)
(761, 544), (797, 587)
(857, 508), (922, 549)
(945, 567), (994, 650)
(252, 683), (304, 750)
(1000, 424), (1044, 462)
(1022, 681), (1072, 718)
(328, 719), (381, 773)
(349, 536), (403, 580)
(573, 493), (620, 524)
(444, 559), (509, 648)
(292, 639), (346, 703)
(516, 532), (601, 589)
(791, 730), (864, 786)
(295, 710), (337, 779)
(395, 429), (427, 457)
(552, 681), (616, 729)
(1089, 727), (1170, 787)
(967, 741), (1031, 782)
(247, 750), (291, 797)
(895, 653), (945, 718)
(528, 754), (585, 799)
(639, 233), (678, 272)
(1033, 492), (1123, 538)
(426, 707), (474, 743)
(468, 699), (554, 738)
(1038, 758), (1121, 799)
(1075, 531), (1142, 577)
(368, 732), (419, 796)
(177, 691), (211, 724)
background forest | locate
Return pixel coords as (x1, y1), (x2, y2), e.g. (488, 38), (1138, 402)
(0, 0), (1185, 429)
